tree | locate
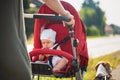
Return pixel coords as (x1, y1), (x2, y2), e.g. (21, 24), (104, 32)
(23, 0), (30, 11)
(79, 0), (106, 35)
(80, 7), (96, 27)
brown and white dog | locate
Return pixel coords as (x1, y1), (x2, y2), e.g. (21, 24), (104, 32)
(94, 61), (112, 80)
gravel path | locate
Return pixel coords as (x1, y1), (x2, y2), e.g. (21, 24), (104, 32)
(111, 65), (120, 80)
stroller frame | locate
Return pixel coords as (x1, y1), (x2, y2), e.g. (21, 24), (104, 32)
(29, 14), (83, 80)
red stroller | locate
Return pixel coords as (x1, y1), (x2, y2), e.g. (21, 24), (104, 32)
(29, 1), (88, 80)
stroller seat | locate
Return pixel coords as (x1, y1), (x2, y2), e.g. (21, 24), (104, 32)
(29, 49), (76, 79)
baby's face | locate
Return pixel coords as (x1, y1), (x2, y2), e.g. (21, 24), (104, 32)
(41, 39), (54, 49)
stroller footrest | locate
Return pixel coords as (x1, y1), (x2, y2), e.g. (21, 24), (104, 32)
(31, 62), (53, 75)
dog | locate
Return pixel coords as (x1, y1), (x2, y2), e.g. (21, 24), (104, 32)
(94, 61), (112, 80)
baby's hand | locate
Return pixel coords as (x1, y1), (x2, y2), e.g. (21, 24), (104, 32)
(38, 54), (45, 61)
(45, 54), (51, 57)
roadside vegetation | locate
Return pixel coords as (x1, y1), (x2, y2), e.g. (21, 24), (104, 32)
(87, 35), (110, 39)
(27, 33), (34, 44)
(84, 50), (120, 80)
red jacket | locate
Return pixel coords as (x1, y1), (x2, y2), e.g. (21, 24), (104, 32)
(33, 1), (89, 70)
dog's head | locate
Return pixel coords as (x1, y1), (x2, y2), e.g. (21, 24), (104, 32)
(95, 61), (112, 75)
(95, 61), (112, 80)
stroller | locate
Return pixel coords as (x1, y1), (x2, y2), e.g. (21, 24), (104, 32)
(29, 1), (88, 80)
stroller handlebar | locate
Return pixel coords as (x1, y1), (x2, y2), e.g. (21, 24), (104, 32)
(24, 13), (72, 29)
(33, 14), (70, 22)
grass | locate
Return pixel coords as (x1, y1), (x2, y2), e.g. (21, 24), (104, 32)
(32, 50), (120, 80)
(87, 35), (111, 39)
(27, 34), (34, 44)
(84, 50), (120, 80)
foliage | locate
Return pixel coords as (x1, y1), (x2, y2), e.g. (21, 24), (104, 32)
(25, 18), (35, 39)
(82, 0), (98, 8)
(110, 24), (120, 34)
(25, 7), (39, 13)
(87, 26), (100, 36)
(24, 7), (38, 38)
(23, 0), (30, 10)
(79, 0), (106, 35)
(27, 33), (34, 44)
(80, 7), (96, 27)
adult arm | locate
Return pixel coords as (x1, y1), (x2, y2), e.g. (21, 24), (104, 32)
(42, 0), (75, 26)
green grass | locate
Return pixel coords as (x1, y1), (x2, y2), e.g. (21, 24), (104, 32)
(33, 76), (75, 80)
(84, 50), (120, 80)
(33, 50), (120, 80)
(27, 34), (34, 44)
(87, 36), (100, 38)
(87, 35), (110, 39)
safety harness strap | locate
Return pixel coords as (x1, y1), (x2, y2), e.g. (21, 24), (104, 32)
(53, 36), (70, 49)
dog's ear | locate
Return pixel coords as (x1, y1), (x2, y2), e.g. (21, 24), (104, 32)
(95, 64), (98, 71)
(95, 61), (110, 71)
(104, 62), (111, 73)
(95, 63), (100, 71)
(105, 62), (110, 67)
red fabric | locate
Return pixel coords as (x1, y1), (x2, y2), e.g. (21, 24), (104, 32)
(33, 1), (89, 69)
(29, 49), (74, 74)
(29, 49), (74, 62)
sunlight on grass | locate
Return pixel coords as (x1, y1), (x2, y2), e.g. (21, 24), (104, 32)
(84, 50), (120, 80)
(33, 76), (75, 80)
(87, 35), (109, 39)
(27, 34), (34, 44)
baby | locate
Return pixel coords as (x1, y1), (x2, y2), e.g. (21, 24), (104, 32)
(39, 29), (68, 72)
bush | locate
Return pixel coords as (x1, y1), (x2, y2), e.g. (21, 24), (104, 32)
(25, 18), (34, 39)
(87, 26), (100, 36)
(24, 7), (39, 39)
(25, 7), (39, 13)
